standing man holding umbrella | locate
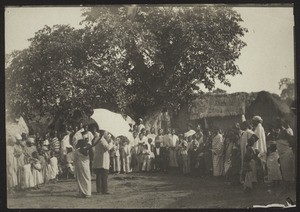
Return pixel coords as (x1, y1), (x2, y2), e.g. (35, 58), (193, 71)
(92, 128), (114, 195)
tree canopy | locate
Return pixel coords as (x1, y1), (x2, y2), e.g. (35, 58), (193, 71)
(6, 6), (247, 121)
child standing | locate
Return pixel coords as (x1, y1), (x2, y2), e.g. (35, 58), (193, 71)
(49, 151), (59, 183)
(130, 131), (139, 172)
(266, 144), (282, 186)
(142, 141), (151, 172)
(243, 134), (259, 192)
(31, 151), (43, 189)
(112, 138), (121, 174)
(120, 138), (131, 174)
(137, 133), (146, 172)
(65, 147), (75, 179)
(181, 140), (190, 175)
(148, 138), (155, 172)
(124, 139), (131, 173)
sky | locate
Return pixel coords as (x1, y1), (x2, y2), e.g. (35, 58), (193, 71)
(5, 5), (295, 95)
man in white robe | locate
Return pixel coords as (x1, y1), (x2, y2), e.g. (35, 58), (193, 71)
(252, 116), (267, 173)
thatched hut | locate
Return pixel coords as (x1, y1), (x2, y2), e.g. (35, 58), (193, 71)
(172, 93), (248, 133)
(247, 91), (295, 131)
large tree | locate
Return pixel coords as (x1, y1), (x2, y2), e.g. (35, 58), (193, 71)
(82, 6), (247, 116)
(6, 24), (132, 120)
(6, 5), (247, 121)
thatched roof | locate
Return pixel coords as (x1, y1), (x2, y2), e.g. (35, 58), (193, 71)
(188, 93), (247, 120)
(247, 91), (291, 117)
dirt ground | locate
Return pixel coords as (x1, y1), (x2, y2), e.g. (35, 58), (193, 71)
(7, 172), (296, 209)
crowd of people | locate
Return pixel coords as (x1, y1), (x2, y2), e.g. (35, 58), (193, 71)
(7, 115), (295, 198)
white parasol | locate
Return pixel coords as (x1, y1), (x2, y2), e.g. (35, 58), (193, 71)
(91, 108), (133, 141)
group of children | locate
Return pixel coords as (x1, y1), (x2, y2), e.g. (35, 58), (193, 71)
(7, 133), (60, 192)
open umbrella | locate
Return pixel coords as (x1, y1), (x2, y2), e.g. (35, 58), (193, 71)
(91, 108), (133, 141)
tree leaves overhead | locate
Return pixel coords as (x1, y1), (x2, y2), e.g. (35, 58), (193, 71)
(6, 6), (247, 120)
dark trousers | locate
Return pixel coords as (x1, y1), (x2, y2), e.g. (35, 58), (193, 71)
(94, 168), (109, 194)
(154, 155), (162, 171)
(161, 147), (168, 171)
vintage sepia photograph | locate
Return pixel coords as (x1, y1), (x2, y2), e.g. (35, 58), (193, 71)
(5, 4), (296, 209)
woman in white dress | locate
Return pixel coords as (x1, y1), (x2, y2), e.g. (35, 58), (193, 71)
(49, 151), (59, 183)
(74, 138), (99, 198)
(7, 135), (18, 192)
(23, 138), (37, 190)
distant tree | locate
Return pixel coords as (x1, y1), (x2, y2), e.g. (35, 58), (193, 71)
(212, 88), (227, 94)
(279, 78), (294, 103)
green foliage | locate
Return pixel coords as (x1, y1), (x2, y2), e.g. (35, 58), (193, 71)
(6, 6), (247, 120)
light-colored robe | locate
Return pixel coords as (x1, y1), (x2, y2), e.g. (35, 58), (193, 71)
(93, 137), (114, 170)
(23, 145), (37, 188)
(49, 156), (59, 179)
(32, 160), (43, 186)
(223, 142), (234, 175)
(7, 145), (18, 188)
(14, 144), (25, 187)
(23, 163), (34, 188)
(212, 134), (224, 177)
(254, 123), (267, 163)
(74, 149), (91, 196)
